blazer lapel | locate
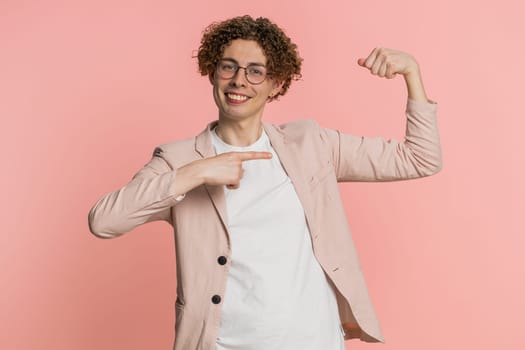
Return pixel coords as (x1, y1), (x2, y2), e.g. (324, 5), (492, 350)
(194, 121), (230, 238)
(194, 120), (317, 242)
(263, 122), (318, 239)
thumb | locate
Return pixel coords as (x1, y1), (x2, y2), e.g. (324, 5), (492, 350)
(357, 58), (366, 66)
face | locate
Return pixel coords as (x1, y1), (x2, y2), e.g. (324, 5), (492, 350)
(211, 39), (283, 123)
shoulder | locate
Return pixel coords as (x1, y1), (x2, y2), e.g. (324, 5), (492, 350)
(268, 119), (321, 141)
(154, 137), (195, 153)
(272, 119), (336, 146)
(267, 119), (337, 157)
(151, 136), (200, 168)
(273, 119), (320, 132)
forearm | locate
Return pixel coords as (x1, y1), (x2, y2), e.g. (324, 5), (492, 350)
(88, 170), (179, 238)
(88, 150), (194, 238)
(88, 159), (210, 238)
(404, 66), (431, 103)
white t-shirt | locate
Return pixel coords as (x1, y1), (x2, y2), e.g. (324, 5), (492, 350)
(211, 127), (345, 350)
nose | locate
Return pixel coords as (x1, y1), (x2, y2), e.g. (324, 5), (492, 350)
(229, 67), (248, 87)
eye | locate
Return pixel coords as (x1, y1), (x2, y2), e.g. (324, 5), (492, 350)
(248, 67), (265, 76)
(221, 62), (236, 72)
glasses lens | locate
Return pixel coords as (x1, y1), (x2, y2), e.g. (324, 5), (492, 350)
(217, 61), (236, 79)
(246, 66), (267, 84)
(216, 60), (267, 84)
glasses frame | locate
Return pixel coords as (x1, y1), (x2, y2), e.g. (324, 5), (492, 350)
(215, 59), (270, 85)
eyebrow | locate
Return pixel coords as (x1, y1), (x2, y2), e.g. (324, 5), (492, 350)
(221, 57), (266, 67)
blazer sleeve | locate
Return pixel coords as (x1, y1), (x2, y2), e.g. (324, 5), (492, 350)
(322, 98), (442, 182)
(88, 146), (182, 238)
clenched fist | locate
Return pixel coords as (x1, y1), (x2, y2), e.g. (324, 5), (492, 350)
(357, 47), (419, 79)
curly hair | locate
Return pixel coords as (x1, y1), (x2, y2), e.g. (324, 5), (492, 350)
(197, 15), (302, 101)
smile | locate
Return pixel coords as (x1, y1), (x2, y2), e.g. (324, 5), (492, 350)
(226, 92), (250, 104)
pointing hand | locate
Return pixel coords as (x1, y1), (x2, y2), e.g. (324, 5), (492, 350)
(197, 151), (272, 189)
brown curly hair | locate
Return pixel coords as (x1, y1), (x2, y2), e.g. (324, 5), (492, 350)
(197, 15), (302, 101)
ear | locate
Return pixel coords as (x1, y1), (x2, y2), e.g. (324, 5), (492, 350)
(208, 72), (215, 85)
(270, 80), (285, 97)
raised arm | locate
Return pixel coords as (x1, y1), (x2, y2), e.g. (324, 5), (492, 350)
(322, 47), (442, 182)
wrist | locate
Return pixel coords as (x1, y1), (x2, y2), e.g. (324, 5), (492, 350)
(403, 64), (421, 80)
(177, 160), (206, 188)
(403, 67), (429, 103)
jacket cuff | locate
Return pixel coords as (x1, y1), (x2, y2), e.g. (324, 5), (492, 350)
(407, 98), (438, 113)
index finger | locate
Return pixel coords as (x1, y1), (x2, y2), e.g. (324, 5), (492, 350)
(233, 151), (273, 161)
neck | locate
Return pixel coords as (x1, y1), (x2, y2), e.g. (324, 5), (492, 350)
(215, 118), (263, 146)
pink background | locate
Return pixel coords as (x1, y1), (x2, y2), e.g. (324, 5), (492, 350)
(1, 0), (523, 349)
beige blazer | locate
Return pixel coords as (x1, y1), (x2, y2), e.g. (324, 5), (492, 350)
(88, 98), (441, 350)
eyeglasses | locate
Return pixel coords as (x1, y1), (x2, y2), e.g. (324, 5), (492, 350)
(216, 59), (269, 85)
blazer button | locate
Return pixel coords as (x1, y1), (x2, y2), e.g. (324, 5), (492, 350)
(211, 295), (221, 304)
(217, 256), (227, 265)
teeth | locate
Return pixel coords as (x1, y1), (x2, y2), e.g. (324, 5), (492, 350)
(227, 93), (248, 101)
